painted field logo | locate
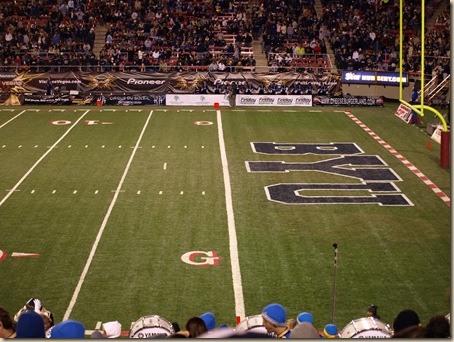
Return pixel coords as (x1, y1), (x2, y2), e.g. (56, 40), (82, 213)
(181, 251), (222, 266)
(246, 142), (413, 206)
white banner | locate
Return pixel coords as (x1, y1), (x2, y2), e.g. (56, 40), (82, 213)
(236, 95), (312, 106)
(431, 125), (444, 144)
(166, 94), (230, 106)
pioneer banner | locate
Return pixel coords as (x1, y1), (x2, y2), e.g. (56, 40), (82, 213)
(0, 71), (342, 95)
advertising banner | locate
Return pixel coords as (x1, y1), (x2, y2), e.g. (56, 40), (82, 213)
(236, 95), (312, 106)
(342, 71), (409, 86)
(313, 95), (384, 106)
(166, 94), (230, 106)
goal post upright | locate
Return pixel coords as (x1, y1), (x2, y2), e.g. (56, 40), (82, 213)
(398, 0), (450, 168)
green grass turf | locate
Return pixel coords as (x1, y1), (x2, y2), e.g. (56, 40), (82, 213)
(0, 104), (450, 333)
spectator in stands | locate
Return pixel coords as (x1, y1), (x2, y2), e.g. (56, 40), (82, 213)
(424, 314), (450, 338)
(392, 309), (421, 336)
(50, 320), (85, 338)
(0, 307), (16, 338)
(15, 310), (45, 338)
(262, 303), (291, 338)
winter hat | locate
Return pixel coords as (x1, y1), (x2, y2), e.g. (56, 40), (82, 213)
(393, 309), (421, 334)
(50, 320), (85, 338)
(200, 312), (216, 331)
(102, 321), (122, 338)
(16, 310), (46, 338)
(290, 322), (320, 338)
(323, 324), (338, 338)
(297, 312), (314, 324)
(262, 303), (287, 327)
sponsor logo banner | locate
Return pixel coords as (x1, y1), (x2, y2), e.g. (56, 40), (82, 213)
(342, 71), (409, 86)
(313, 95), (384, 106)
(236, 95), (312, 106)
(166, 94), (230, 106)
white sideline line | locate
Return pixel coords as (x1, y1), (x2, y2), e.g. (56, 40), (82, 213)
(216, 109), (245, 321)
(0, 109), (27, 129)
(63, 110), (154, 321)
(0, 110), (90, 207)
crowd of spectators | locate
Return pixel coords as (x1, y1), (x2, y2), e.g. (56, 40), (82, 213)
(320, 0), (450, 77)
(0, 0), (450, 77)
(0, 299), (450, 338)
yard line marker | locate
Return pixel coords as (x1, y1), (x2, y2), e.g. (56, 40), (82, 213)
(31, 190), (35, 194)
(118, 145), (122, 148)
(216, 109), (245, 321)
(283, 110), (296, 112)
(344, 110), (450, 207)
(0, 110), (90, 208)
(34, 145), (38, 148)
(163, 163), (167, 170)
(232, 109), (245, 112)
(51, 109), (65, 112)
(202, 191), (205, 195)
(103, 109), (116, 111)
(18, 145), (22, 148)
(1, 108), (15, 111)
(167, 145), (171, 148)
(73, 190), (77, 194)
(68, 145), (71, 148)
(63, 110), (154, 321)
(2, 145), (5, 148)
(95, 322), (102, 330)
(258, 110), (271, 112)
(180, 191), (184, 195)
(85, 145), (88, 148)
(52, 190), (56, 194)
(95, 190), (99, 194)
(102, 145), (105, 148)
(152, 146), (155, 148)
(159, 191), (163, 195)
(201, 146), (205, 149)
(309, 110), (322, 112)
(184, 146), (187, 148)
(137, 191), (141, 195)
(0, 109), (26, 129)
(129, 109), (142, 112)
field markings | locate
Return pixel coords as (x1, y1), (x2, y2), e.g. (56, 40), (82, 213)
(216, 109), (245, 321)
(345, 110), (450, 207)
(63, 109), (154, 321)
(0, 110), (90, 207)
(0, 109), (27, 129)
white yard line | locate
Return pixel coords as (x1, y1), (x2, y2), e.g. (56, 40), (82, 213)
(216, 109), (245, 321)
(63, 110), (154, 321)
(0, 110), (90, 207)
(0, 110), (27, 129)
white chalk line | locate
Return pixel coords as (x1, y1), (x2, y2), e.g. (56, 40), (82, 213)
(216, 109), (245, 321)
(0, 109), (27, 129)
(0, 110), (90, 207)
(63, 109), (154, 321)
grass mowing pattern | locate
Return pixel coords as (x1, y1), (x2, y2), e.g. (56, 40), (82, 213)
(0, 105), (450, 332)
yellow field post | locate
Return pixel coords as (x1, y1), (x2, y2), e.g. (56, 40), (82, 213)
(398, 0), (450, 168)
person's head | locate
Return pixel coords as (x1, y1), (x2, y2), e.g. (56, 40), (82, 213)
(391, 325), (426, 338)
(262, 303), (287, 334)
(296, 312), (313, 325)
(367, 305), (378, 317)
(199, 312), (216, 331)
(0, 307), (15, 338)
(424, 314), (450, 338)
(392, 309), (421, 335)
(185, 316), (207, 338)
(15, 310), (46, 338)
(323, 323), (339, 338)
(50, 319), (85, 338)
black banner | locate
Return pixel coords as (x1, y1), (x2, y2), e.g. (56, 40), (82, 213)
(312, 95), (384, 106)
(0, 71), (342, 95)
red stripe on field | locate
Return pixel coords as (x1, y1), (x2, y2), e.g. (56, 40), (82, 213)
(344, 111), (450, 207)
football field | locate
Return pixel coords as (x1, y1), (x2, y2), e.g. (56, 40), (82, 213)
(0, 104), (450, 334)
